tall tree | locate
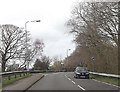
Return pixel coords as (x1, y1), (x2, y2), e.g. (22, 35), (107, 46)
(118, 1), (120, 75)
(33, 56), (51, 70)
(66, 2), (118, 74)
(0, 24), (45, 72)
(67, 2), (118, 46)
(51, 56), (63, 71)
(0, 24), (26, 72)
(19, 39), (45, 69)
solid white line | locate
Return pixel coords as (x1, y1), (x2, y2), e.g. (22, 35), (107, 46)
(92, 79), (120, 88)
(78, 85), (85, 90)
(72, 81), (76, 84)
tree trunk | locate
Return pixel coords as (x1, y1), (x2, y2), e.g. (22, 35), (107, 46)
(2, 56), (6, 72)
(118, 1), (120, 75)
(2, 62), (5, 72)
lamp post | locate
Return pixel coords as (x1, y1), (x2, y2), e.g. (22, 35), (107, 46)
(66, 49), (71, 71)
(25, 20), (41, 71)
(91, 56), (95, 72)
(66, 49), (71, 57)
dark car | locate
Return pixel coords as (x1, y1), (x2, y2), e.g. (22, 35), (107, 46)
(74, 67), (89, 79)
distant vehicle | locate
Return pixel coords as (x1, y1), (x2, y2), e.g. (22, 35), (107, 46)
(74, 67), (89, 79)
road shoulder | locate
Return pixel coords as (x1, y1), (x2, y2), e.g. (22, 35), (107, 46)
(2, 74), (44, 91)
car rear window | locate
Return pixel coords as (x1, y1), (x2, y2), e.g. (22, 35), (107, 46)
(76, 67), (88, 71)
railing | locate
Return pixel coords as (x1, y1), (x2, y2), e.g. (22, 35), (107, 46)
(1, 70), (119, 83)
(90, 72), (120, 79)
(0, 70), (65, 82)
(29, 70), (66, 73)
(0, 70), (30, 81)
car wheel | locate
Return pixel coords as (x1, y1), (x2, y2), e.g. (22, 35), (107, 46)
(75, 74), (78, 78)
(74, 75), (76, 78)
(85, 76), (89, 79)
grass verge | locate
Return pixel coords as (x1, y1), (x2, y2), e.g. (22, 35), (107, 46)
(2, 73), (32, 86)
(90, 74), (120, 86)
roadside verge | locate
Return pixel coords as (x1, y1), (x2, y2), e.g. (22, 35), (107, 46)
(90, 74), (120, 87)
(2, 74), (44, 91)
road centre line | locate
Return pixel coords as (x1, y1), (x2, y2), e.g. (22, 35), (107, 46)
(65, 75), (85, 90)
(65, 75), (67, 78)
(92, 79), (120, 88)
(72, 81), (76, 84)
(68, 78), (71, 80)
(78, 85), (85, 91)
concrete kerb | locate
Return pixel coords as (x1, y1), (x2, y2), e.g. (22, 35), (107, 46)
(24, 74), (44, 92)
(2, 74), (44, 92)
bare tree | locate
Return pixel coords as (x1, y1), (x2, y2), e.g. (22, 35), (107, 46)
(19, 39), (45, 69)
(33, 56), (51, 70)
(0, 24), (45, 72)
(66, 2), (118, 74)
(0, 24), (26, 72)
(67, 2), (118, 46)
(118, 1), (120, 75)
(51, 56), (63, 71)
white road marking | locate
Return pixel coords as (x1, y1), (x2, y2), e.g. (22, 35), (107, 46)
(65, 75), (67, 78)
(44, 74), (48, 76)
(52, 73), (59, 74)
(68, 78), (71, 80)
(65, 74), (85, 90)
(92, 79), (120, 88)
(78, 85), (85, 90)
(72, 81), (76, 84)
(65, 75), (71, 80)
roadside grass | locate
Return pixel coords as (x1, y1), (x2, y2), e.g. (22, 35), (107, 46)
(2, 73), (32, 86)
(90, 74), (120, 86)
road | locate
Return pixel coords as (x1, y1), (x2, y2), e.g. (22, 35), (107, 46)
(28, 72), (119, 90)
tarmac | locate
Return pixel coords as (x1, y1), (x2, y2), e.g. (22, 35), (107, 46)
(2, 73), (44, 92)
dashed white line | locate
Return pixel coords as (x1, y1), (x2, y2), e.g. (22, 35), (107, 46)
(78, 85), (85, 90)
(72, 81), (76, 84)
(65, 75), (85, 90)
(52, 73), (59, 74)
(65, 75), (67, 78)
(68, 78), (71, 80)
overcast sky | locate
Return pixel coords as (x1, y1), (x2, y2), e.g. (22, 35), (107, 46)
(0, 0), (84, 60)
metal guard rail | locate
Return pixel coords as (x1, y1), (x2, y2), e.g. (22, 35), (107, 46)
(0, 70), (64, 76)
(0, 70), (29, 76)
(0, 70), (30, 81)
(90, 72), (120, 79)
(0, 71), (120, 80)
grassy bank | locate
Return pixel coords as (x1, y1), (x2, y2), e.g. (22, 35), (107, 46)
(90, 74), (120, 86)
(2, 73), (32, 86)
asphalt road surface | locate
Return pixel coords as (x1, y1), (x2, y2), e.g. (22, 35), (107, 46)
(28, 72), (119, 90)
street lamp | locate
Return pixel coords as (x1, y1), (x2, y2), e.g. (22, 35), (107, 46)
(66, 49), (71, 71)
(25, 20), (41, 71)
(91, 56), (95, 72)
(66, 49), (71, 57)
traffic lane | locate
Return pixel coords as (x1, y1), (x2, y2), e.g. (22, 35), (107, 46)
(66, 72), (119, 90)
(28, 72), (81, 90)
